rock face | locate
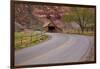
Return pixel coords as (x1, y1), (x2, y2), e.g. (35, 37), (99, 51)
(15, 3), (81, 32)
(65, 22), (81, 30)
(15, 3), (43, 32)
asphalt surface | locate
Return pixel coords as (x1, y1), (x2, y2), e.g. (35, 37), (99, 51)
(15, 33), (94, 66)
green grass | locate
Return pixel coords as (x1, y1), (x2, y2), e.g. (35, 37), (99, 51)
(64, 30), (95, 36)
(15, 31), (49, 50)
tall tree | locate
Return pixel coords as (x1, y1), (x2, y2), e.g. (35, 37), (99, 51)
(63, 7), (95, 32)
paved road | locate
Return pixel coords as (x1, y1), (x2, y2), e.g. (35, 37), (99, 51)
(15, 33), (94, 66)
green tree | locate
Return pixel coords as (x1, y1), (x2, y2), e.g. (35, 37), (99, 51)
(63, 7), (95, 32)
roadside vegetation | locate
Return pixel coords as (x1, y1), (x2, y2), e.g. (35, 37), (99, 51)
(63, 7), (95, 36)
(64, 30), (95, 36)
(15, 31), (49, 50)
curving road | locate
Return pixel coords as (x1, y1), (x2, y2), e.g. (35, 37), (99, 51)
(15, 33), (94, 66)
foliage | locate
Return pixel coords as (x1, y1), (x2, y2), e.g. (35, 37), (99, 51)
(64, 29), (94, 36)
(63, 7), (95, 32)
(15, 31), (49, 50)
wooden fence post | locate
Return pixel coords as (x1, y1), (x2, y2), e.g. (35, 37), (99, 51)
(20, 36), (23, 46)
(30, 33), (32, 44)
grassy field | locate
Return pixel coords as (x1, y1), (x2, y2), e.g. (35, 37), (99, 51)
(15, 31), (48, 50)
